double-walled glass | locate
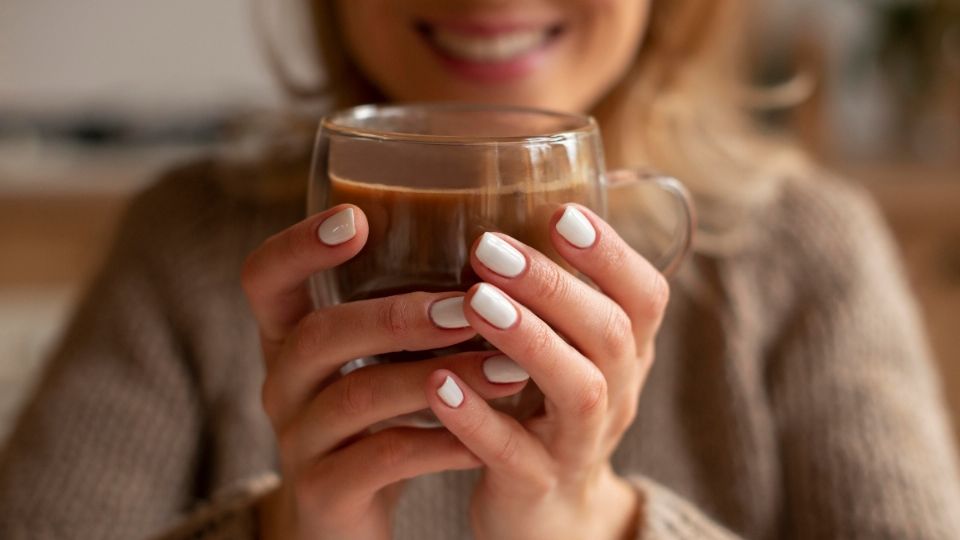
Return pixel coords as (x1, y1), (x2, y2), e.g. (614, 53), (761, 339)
(308, 104), (693, 426)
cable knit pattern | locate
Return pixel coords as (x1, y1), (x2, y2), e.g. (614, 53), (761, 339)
(0, 160), (958, 539)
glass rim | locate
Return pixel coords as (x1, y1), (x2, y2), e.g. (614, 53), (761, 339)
(321, 102), (598, 146)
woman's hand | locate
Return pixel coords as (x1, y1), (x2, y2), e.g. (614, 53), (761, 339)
(423, 205), (670, 540)
(241, 205), (528, 540)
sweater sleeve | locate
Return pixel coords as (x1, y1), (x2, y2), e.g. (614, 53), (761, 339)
(0, 168), (287, 539)
(628, 476), (741, 540)
(149, 473), (279, 540)
(0, 187), (208, 539)
(764, 182), (960, 538)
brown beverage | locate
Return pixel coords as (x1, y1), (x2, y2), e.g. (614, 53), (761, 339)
(310, 105), (692, 425)
(325, 174), (596, 360)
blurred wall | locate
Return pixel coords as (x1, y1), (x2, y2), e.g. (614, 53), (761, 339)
(0, 0), (279, 113)
(0, 0), (280, 440)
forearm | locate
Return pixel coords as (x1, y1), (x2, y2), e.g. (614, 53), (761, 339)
(765, 183), (960, 537)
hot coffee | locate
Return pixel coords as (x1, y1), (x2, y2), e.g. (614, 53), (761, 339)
(328, 173), (596, 302)
(324, 174), (595, 365)
(309, 104), (693, 424)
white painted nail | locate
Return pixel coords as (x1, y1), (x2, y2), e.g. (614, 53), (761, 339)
(429, 297), (469, 329)
(437, 376), (464, 408)
(318, 207), (356, 246)
(469, 284), (518, 329)
(482, 355), (529, 384)
(556, 206), (596, 248)
(475, 233), (526, 278)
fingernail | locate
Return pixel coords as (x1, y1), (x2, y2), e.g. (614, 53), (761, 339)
(437, 376), (464, 408)
(482, 355), (529, 384)
(469, 284), (518, 329)
(556, 206), (596, 248)
(429, 296), (469, 329)
(475, 233), (526, 278)
(318, 207), (356, 246)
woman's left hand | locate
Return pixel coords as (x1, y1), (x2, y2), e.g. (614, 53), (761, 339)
(423, 205), (670, 540)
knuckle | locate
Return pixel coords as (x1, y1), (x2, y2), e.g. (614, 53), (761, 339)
(522, 324), (556, 361)
(459, 409), (490, 442)
(377, 296), (414, 339)
(375, 430), (414, 471)
(599, 306), (635, 357)
(639, 272), (671, 320)
(493, 428), (523, 468)
(528, 470), (559, 496)
(611, 398), (639, 435)
(288, 312), (328, 361)
(335, 371), (376, 418)
(536, 264), (570, 303)
(574, 370), (608, 418)
(507, 460), (558, 497)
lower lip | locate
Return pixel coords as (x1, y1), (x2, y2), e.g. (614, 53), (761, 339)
(422, 32), (559, 84)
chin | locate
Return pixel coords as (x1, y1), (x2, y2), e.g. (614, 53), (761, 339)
(389, 82), (588, 113)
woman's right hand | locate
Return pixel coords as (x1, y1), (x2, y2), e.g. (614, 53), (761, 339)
(241, 205), (527, 540)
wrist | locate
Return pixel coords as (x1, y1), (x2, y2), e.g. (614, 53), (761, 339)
(589, 470), (641, 540)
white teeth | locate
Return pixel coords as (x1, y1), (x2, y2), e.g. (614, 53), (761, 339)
(431, 29), (549, 62)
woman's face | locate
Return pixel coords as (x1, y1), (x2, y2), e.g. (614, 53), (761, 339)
(334, 0), (649, 112)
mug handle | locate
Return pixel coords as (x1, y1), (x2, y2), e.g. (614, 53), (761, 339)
(604, 168), (696, 278)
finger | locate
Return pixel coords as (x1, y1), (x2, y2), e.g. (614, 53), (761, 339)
(241, 204), (369, 348)
(550, 204), (670, 347)
(425, 370), (553, 494)
(280, 352), (528, 465)
(470, 232), (636, 375)
(301, 427), (480, 516)
(462, 283), (608, 458)
(263, 292), (477, 426)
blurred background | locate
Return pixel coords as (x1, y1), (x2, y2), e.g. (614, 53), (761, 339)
(1, 0), (958, 445)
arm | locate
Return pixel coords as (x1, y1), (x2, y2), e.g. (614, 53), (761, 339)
(622, 182), (960, 540)
(0, 173), (276, 540)
(0, 192), (201, 538)
(766, 184), (960, 538)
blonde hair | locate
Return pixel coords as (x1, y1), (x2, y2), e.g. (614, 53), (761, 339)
(249, 0), (813, 254)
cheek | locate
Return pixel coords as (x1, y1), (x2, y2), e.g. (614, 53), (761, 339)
(560, 0), (648, 108)
(337, 2), (419, 94)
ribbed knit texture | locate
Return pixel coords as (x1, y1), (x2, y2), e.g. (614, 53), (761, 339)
(1, 161), (958, 539)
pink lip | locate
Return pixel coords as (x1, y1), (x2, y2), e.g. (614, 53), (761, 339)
(426, 17), (560, 36)
(416, 18), (564, 84)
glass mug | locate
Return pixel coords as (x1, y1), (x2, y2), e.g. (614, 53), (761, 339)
(308, 103), (694, 427)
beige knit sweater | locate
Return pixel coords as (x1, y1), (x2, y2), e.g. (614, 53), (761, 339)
(1, 161), (959, 539)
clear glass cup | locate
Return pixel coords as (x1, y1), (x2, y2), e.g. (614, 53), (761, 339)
(308, 103), (694, 427)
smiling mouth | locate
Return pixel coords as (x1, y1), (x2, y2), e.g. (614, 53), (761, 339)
(415, 20), (566, 64)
